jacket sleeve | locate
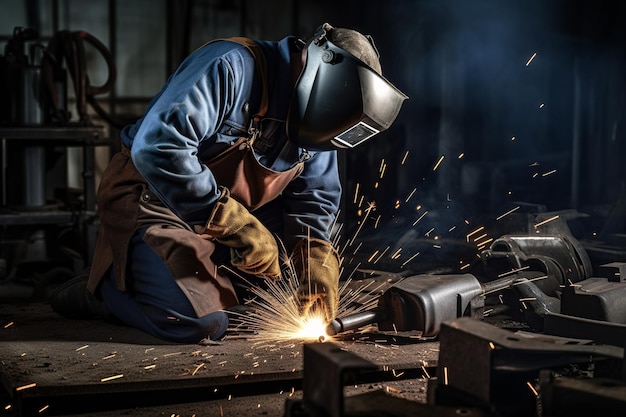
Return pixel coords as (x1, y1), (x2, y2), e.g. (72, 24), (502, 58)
(282, 150), (341, 249)
(129, 44), (253, 226)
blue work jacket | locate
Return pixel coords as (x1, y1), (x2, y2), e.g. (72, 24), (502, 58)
(119, 36), (341, 247)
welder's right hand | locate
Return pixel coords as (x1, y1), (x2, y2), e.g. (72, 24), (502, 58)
(194, 187), (280, 278)
(292, 238), (340, 323)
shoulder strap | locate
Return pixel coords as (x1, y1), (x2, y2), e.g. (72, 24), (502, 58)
(199, 37), (269, 123)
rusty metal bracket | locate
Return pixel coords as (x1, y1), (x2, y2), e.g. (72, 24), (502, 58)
(285, 342), (487, 417)
(301, 343), (376, 417)
(539, 370), (626, 416)
(429, 317), (624, 415)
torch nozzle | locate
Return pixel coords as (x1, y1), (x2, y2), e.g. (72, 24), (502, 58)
(325, 308), (387, 336)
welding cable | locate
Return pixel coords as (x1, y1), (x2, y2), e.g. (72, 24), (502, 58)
(41, 30), (124, 129)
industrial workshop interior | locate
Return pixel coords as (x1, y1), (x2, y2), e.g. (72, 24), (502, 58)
(1, 0), (625, 416)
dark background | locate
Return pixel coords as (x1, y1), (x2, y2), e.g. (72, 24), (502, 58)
(0, 0), (624, 279)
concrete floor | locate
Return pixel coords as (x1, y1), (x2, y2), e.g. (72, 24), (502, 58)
(0, 298), (438, 417)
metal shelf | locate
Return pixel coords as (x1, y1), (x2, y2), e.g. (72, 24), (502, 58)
(0, 125), (109, 270)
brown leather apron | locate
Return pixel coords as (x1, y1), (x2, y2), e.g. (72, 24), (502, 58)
(87, 38), (304, 317)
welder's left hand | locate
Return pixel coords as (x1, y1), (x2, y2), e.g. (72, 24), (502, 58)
(292, 238), (340, 323)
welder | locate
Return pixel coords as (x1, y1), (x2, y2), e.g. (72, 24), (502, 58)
(51, 23), (407, 343)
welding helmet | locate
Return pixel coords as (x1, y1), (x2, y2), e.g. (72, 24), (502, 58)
(286, 23), (408, 151)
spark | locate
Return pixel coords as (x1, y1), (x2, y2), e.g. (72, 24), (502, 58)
(373, 246), (390, 264)
(3, 321), (14, 329)
(496, 206), (520, 221)
(511, 275), (547, 285)
(223, 260), (331, 343)
(229, 246), (383, 343)
(473, 233), (488, 242)
(539, 103), (545, 108)
(100, 374), (124, 382)
(534, 215), (559, 228)
(400, 251), (420, 268)
(405, 188), (417, 203)
(511, 136), (516, 141)
(348, 201), (376, 247)
(458, 153), (464, 159)
(15, 383), (36, 391)
(497, 265), (530, 278)
(401, 151), (409, 165)
(75, 345), (89, 351)
(412, 210), (428, 226)
(38, 404), (49, 414)
(353, 183), (360, 204)
(476, 237), (493, 248)
(526, 381), (539, 396)
(192, 363), (205, 376)
(525, 52), (537, 66)
(542, 169), (557, 177)
(432, 155), (444, 171)
(466, 226), (484, 242)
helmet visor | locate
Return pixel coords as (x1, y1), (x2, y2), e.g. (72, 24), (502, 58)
(287, 39), (408, 151)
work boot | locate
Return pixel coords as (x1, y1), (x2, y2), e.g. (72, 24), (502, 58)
(50, 275), (110, 319)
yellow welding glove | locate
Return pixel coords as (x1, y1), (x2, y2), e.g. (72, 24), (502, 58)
(292, 238), (340, 322)
(195, 187), (280, 278)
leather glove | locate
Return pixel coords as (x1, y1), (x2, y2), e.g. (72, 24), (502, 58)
(292, 238), (340, 322)
(195, 187), (280, 277)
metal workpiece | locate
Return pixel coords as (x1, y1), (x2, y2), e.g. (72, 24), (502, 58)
(286, 342), (485, 417)
(481, 234), (592, 292)
(544, 312), (626, 350)
(560, 277), (626, 324)
(430, 317), (625, 415)
(377, 273), (485, 336)
(326, 273), (486, 337)
(509, 277), (561, 331)
(598, 262), (626, 282)
(327, 233), (594, 338)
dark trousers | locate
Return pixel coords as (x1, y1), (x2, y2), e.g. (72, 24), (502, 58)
(98, 229), (228, 343)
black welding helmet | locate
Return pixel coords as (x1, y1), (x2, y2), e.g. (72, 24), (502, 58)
(286, 23), (408, 151)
